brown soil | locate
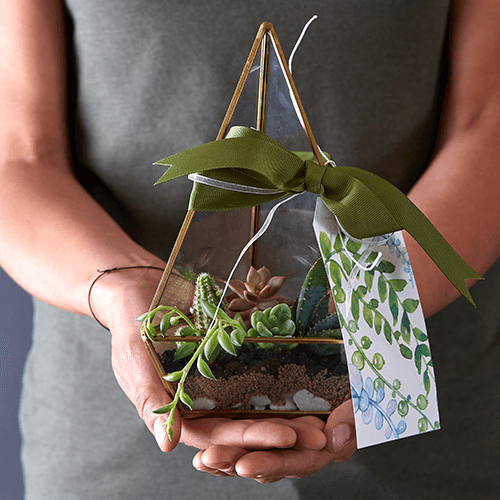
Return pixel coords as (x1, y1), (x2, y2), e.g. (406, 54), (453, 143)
(160, 344), (351, 411)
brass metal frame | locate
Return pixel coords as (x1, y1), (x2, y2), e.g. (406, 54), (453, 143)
(143, 22), (347, 421)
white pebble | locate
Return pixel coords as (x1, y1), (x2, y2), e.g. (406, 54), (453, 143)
(293, 389), (331, 411)
(192, 397), (216, 410)
(250, 395), (271, 409)
(270, 394), (298, 411)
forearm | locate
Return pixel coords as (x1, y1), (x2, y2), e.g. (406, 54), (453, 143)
(0, 160), (164, 318)
(406, 111), (500, 317)
(404, 0), (500, 318)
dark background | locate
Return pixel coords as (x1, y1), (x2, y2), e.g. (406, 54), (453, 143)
(0, 268), (32, 500)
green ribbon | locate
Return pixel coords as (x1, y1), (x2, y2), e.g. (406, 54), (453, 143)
(155, 126), (482, 304)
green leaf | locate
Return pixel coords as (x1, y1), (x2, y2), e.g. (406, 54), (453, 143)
(204, 331), (220, 361)
(160, 311), (174, 335)
(332, 286), (346, 304)
(388, 288), (399, 325)
(393, 329), (401, 342)
(174, 342), (197, 361)
(363, 303), (373, 328)
(163, 370), (183, 382)
(328, 261), (343, 287)
(179, 390), (193, 410)
(136, 311), (151, 322)
(378, 276), (387, 303)
(356, 285), (368, 298)
(402, 298), (420, 314)
(387, 279), (407, 292)
(401, 311), (411, 344)
(218, 327), (237, 356)
(152, 401), (176, 414)
(230, 329), (245, 346)
(369, 298), (379, 309)
(365, 271), (375, 293)
(197, 356), (216, 380)
(346, 239), (362, 254)
(413, 327), (428, 342)
(351, 292), (360, 322)
(383, 321), (392, 344)
(377, 260), (396, 274)
(145, 323), (157, 341)
(415, 344), (431, 374)
(256, 322), (273, 337)
(339, 252), (352, 275)
(201, 300), (231, 321)
(399, 344), (413, 359)
(423, 369), (431, 395)
(334, 233), (343, 251)
(319, 231), (332, 258)
(374, 311), (383, 335)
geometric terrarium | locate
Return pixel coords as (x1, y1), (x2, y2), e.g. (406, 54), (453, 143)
(140, 23), (350, 438)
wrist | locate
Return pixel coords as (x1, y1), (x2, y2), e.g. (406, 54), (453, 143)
(89, 264), (165, 331)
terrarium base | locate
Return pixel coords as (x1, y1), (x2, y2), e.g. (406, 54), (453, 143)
(160, 344), (350, 418)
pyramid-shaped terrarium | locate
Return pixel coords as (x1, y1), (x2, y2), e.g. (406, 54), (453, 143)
(141, 23), (350, 429)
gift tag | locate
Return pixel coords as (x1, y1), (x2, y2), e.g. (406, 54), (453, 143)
(313, 199), (440, 448)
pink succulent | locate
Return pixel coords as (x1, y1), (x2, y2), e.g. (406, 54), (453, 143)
(226, 266), (291, 323)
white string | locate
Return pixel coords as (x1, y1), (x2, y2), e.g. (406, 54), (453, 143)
(288, 15), (318, 74)
(206, 193), (303, 333)
(188, 173), (283, 195)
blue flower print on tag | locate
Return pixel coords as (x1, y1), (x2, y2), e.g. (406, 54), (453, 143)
(350, 364), (407, 439)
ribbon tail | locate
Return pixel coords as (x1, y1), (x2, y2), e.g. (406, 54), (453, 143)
(321, 167), (483, 305)
(391, 200), (483, 306)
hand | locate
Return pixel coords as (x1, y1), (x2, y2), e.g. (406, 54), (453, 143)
(92, 266), (330, 456)
(192, 400), (357, 483)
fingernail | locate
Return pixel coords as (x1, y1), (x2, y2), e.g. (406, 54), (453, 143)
(332, 423), (351, 452)
(154, 419), (165, 448)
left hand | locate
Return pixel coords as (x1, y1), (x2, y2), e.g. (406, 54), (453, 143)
(192, 399), (356, 483)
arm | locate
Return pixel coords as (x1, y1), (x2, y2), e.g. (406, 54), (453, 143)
(406, 0), (500, 317)
(0, 0), (325, 463)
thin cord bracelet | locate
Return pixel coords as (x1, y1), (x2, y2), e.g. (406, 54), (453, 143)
(88, 265), (164, 330)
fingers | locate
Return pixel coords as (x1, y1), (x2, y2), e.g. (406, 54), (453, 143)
(182, 418), (298, 450)
(265, 417), (326, 450)
(234, 448), (333, 481)
(323, 399), (357, 460)
(193, 446), (248, 477)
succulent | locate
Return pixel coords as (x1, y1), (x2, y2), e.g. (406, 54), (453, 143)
(193, 273), (227, 332)
(248, 303), (298, 351)
(227, 266), (291, 324)
(294, 258), (342, 355)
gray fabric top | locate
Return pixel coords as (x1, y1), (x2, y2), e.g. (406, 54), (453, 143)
(21, 1), (500, 499)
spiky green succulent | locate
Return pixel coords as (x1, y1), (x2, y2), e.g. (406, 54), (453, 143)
(193, 273), (227, 332)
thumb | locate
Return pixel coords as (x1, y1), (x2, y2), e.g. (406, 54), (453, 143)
(111, 330), (182, 452)
(324, 399), (357, 460)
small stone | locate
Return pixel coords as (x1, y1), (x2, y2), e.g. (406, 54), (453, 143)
(270, 394), (298, 411)
(250, 395), (271, 409)
(192, 397), (216, 410)
(293, 389), (331, 411)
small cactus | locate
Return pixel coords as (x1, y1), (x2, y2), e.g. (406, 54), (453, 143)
(193, 273), (227, 333)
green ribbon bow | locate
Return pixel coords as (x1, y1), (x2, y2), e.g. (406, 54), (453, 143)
(155, 126), (481, 304)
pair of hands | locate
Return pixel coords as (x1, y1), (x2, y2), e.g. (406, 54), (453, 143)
(97, 267), (356, 483)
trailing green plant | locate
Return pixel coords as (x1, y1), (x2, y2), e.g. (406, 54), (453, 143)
(138, 300), (247, 440)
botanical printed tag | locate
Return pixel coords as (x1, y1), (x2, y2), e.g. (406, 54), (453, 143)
(313, 199), (440, 448)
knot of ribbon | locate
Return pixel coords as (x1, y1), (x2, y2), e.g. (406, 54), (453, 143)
(155, 126), (482, 304)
